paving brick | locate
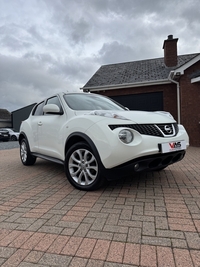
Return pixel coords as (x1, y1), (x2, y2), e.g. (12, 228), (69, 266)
(132, 214), (154, 222)
(61, 236), (83, 256)
(20, 233), (46, 250)
(0, 230), (22, 246)
(1, 147), (200, 267)
(1, 248), (30, 267)
(0, 229), (11, 241)
(24, 250), (44, 263)
(142, 236), (171, 247)
(44, 214), (63, 226)
(68, 257), (88, 267)
(90, 217), (106, 231)
(173, 248), (194, 267)
(91, 240), (110, 261)
(167, 211), (191, 219)
(127, 227), (141, 243)
(171, 238), (188, 249)
(156, 229), (184, 239)
(76, 238), (96, 258)
(87, 259), (104, 267)
(190, 250), (200, 267)
(34, 233), (57, 252)
(103, 225), (128, 234)
(169, 223), (196, 232)
(39, 252), (72, 266)
(119, 209), (132, 220)
(113, 233), (127, 242)
(123, 243), (140, 266)
(155, 216), (169, 229)
(106, 241), (125, 263)
(185, 232), (200, 249)
(106, 213), (120, 225)
(142, 221), (155, 236)
(47, 235), (70, 254)
(74, 222), (91, 237)
(118, 219), (142, 228)
(0, 221), (20, 229)
(26, 219), (47, 232)
(9, 231), (34, 248)
(38, 225), (63, 234)
(140, 245), (157, 267)
(194, 219), (200, 232)
(87, 230), (113, 240)
(157, 246), (175, 267)
(0, 246), (16, 258)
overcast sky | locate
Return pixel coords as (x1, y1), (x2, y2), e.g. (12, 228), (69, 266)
(0, 0), (200, 112)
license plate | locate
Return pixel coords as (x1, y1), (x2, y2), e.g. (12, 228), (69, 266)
(160, 140), (186, 153)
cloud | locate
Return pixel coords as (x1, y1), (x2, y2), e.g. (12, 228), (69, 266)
(0, 0), (199, 111)
(0, 54), (73, 111)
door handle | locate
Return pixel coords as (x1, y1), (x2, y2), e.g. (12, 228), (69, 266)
(38, 121), (42, 126)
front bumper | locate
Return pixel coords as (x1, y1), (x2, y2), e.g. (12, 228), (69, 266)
(103, 150), (186, 180)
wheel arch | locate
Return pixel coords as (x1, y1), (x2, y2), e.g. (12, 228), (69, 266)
(65, 132), (102, 164)
(19, 132), (28, 144)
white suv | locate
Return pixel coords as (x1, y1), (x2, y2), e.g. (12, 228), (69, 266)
(19, 92), (189, 190)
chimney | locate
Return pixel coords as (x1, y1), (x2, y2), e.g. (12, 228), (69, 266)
(163, 35), (178, 67)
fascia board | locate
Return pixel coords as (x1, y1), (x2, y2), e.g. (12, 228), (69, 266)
(81, 79), (170, 92)
(175, 54), (200, 75)
(191, 76), (200, 83)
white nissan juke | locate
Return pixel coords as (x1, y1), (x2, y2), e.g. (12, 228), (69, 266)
(19, 92), (189, 190)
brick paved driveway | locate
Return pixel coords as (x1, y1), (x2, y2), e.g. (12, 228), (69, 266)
(0, 147), (200, 267)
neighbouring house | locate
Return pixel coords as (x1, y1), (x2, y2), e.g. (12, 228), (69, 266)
(82, 35), (200, 147)
(0, 108), (12, 128)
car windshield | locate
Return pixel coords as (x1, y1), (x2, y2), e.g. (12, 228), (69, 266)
(63, 93), (125, 111)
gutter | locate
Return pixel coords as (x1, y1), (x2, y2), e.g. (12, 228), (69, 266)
(168, 71), (181, 124)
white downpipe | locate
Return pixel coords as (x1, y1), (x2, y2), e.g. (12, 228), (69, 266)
(168, 71), (181, 124)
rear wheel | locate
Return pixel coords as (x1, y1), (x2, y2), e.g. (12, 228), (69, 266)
(65, 142), (105, 191)
(20, 138), (36, 166)
(11, 135), (17, 141)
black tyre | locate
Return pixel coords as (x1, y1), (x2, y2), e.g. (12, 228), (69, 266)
(11, 135), (17, 141)
(65, 142), (105, 191)
(154, 166), (167, 171)
(20, 138), (36, 166)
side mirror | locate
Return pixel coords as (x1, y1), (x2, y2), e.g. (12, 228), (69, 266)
(43, 104), (62, 114)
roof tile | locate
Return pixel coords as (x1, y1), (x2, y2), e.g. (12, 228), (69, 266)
(84, 54), (199, 88)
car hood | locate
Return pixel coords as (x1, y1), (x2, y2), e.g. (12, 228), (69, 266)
(83, 110), (176, 124)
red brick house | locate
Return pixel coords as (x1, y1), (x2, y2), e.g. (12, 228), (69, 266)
(82, 35), (200, 146)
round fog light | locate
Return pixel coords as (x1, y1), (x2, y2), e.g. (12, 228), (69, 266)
(118, 129), (133, 144)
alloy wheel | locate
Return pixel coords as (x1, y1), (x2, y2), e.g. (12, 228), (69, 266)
(68, 148), (98, 186)
(20, 141), (27, 163)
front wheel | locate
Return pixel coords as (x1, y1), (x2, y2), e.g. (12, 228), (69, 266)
(154, 166), (167, 171)
(20, 138), (36, 166)
(65, 142), (105, 191)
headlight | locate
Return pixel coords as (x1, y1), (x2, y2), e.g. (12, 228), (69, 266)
(118, 129), (133, 144)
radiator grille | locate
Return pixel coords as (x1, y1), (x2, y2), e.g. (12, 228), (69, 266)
(109, 123), (178, 137)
